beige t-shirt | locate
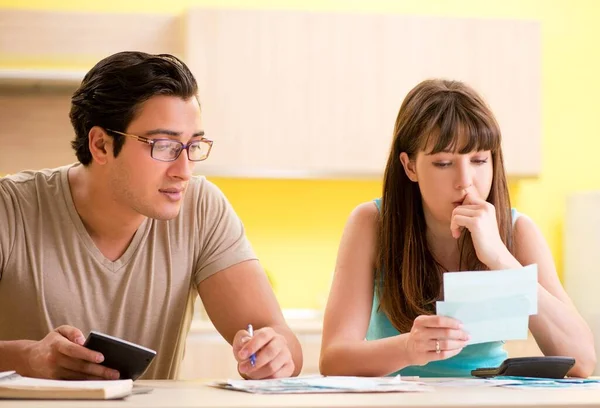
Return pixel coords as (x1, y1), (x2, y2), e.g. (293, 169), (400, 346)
(0, 164), (256, 379)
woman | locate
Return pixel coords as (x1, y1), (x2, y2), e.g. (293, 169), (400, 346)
(319, 79), (596, 377)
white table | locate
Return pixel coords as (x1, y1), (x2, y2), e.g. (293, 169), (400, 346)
(3, 379), (600, 408)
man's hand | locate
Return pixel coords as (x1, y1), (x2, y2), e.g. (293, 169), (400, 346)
(232, 326), (295, 379)
(22, 325), (120, 380)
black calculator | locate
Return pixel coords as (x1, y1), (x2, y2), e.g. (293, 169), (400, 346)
(471, 356), (576, 379)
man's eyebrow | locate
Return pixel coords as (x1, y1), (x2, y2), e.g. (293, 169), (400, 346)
(143, 129), (205, 137)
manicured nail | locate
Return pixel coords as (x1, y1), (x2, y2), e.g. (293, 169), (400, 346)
(241, 336), (251, 344)
(96, 354), (104, 363)
(75, 336), (85, 345)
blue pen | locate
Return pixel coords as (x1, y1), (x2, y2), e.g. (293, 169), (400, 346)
(247, 324), (256, 367)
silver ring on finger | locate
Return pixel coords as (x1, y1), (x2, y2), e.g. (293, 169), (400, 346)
(435, 340), (441, 354)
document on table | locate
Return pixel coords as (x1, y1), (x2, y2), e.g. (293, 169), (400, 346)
(209, 375), (431, 394)
(431, 377), (600, 389)
(495, 376), (600, 389)
(436, 264), (538, 344)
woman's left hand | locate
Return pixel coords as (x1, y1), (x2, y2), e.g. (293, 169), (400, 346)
(450, 191), (512, 269)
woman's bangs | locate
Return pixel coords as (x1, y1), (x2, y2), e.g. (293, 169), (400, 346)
(424, 108), (500, 154)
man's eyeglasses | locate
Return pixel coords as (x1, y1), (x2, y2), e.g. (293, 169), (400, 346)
(106, 129), (213, 162)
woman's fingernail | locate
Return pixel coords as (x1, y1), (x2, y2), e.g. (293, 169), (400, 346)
(239, 350), (248, 359)
(239, 363), (248, 373)
(241, 337), (251, 344)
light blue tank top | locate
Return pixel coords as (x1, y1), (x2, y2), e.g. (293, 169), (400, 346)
(366, 198), (521, 377)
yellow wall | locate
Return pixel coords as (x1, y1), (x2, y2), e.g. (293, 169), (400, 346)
(3, 0), (600, 309)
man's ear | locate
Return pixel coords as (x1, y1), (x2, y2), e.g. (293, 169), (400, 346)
(88, 126), (112, 165)
(399, 152), (418, 182)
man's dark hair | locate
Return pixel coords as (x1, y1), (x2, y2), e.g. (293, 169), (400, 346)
(70, 51), (199, 165)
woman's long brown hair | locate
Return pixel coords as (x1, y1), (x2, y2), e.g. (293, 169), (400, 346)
(376, 79), (513, 334)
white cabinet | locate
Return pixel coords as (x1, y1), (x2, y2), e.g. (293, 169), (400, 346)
(564, 191), (600, 375)
(180, 327), (239, 380)
(0, 92), (77, 173)
(504, 333), (542, 358)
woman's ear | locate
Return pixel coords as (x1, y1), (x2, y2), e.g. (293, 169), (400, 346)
(399, 152), (418, 182)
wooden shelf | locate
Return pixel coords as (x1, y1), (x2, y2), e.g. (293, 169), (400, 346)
(0, 68), (86, 89)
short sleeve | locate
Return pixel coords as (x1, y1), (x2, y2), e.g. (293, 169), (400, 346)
(193, 180), (257, 286)
(0, 180), (17, 280)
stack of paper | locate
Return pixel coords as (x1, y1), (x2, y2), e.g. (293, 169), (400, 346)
(210, 375), (431, 394)
(436, 264), (538, 344)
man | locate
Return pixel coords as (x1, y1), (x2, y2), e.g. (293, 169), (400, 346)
(0, 51), (302, 380)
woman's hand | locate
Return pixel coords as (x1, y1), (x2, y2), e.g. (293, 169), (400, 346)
(450, 191), (514, 268)
(404, 315), (470, 366)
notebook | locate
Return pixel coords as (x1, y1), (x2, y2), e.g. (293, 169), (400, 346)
(0, 371), (133, 400)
